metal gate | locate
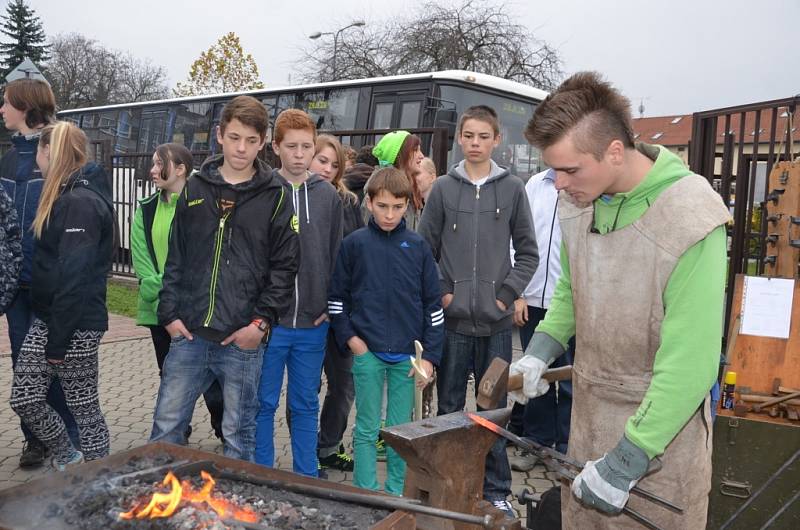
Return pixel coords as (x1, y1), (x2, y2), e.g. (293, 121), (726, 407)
(689, 96), (799, 334)
(106, 127), (449, 277)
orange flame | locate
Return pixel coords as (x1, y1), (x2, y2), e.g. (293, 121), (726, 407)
(119, 470), (258, 523)
(467, 412), (502, 434)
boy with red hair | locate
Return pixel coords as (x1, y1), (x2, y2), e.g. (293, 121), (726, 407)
(254, 109), (343, 477)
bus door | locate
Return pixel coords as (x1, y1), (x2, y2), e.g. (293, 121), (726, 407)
(369, 90), (428, 135)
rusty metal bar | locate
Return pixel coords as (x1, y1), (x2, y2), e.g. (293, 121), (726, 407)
(209, 466), (495, 528)
(746, 111), (761, 270)
(785, 104), (796, 160)
(693, 95), (800, 118)
(719, 115), (734, 207)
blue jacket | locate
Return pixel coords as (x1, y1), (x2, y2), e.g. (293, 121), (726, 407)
(328, 217), (443, 366)
(0, 133), (44, 284)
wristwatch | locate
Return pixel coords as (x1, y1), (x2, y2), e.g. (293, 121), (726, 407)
(251, 318), (269, 332)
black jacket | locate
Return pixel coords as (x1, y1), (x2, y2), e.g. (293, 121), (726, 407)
(158, 155), (299, 337)
(31, 163), (114, 359)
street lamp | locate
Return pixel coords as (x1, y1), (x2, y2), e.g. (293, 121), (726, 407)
(309, 20), (366, 81)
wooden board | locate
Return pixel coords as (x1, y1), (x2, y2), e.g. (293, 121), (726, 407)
(725, 274), (800, 395)
(764, 161), (800, 278)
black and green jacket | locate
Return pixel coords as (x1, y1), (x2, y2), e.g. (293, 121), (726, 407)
(157, 155), (299, 339)
(131, 190), (177, 326)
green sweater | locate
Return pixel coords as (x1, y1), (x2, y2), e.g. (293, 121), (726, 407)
(131, 191), (179, 326)
(537, 144), (726, 459)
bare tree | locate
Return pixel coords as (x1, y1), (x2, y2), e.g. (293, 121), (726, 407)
(299, 0), (562, 90)
(44, 33), (169, 110)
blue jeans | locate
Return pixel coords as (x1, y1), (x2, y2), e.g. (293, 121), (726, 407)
(6, 288), (80, 447)
(255, 323), (328, 477)
(518, 306), (574, 453)
(437, 329), (512, 502)
(150, 335), (264, 461)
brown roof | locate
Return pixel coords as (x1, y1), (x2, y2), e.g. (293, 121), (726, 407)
(633, 111), (800, 147)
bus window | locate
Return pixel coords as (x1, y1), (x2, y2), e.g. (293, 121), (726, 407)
(372, 102), (393, 129)
(298, 88), (359, 131)
(399, 101), (422, 129)
(436, 84), (543, 179)
(172, 102), (213, 151)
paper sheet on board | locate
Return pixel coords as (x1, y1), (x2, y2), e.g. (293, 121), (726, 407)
(740, 276), (794, 339)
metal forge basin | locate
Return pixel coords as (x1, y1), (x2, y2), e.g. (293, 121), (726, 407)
(0, 442), (414, 530)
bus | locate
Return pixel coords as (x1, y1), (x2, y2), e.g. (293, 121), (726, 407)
(56, 70), (549, 176)
(51, 70), (549, 275)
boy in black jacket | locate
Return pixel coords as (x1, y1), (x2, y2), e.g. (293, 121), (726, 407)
(151, 96), (299, 462)
(329, 167), (443, 495)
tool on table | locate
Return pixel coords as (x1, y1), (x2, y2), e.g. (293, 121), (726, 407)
(476, 357), (572, 409)
(467, 412), (684, 530)
(752, 391), (800, 413)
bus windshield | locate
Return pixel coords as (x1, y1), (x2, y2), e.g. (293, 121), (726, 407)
(436, 84), (544, 178)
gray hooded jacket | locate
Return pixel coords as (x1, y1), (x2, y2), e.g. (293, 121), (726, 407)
(418, 160), (538, 336)
(275, 171), (343, 328)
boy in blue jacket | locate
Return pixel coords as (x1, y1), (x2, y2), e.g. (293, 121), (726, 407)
(329, 167), (443, 496)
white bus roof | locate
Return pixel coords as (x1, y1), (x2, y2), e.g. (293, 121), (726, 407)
(58, 70), (549, 115)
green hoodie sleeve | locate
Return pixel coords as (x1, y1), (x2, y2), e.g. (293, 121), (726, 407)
(535, 241), (576, 351)
(625, 225), (726, 459)
(130, 206), (161, 304)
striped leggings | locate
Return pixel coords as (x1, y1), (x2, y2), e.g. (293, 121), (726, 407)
(10, 319), (110, 462)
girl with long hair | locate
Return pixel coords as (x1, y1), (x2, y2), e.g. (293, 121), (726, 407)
(0, 78), (79, 468)
(131, 143), (224, 442)
(371, 131), (424, 229)
(10, 121), (113, 470)
(308, 134), (363, 472)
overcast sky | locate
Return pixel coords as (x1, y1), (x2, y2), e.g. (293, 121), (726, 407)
(33, 0), (799, 117)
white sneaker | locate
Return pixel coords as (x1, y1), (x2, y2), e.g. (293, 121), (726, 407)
(491, 499), (518, 519)
(51, 450), (84, 471)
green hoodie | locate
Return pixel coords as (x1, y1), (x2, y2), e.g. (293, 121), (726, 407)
(131, 191), (179, 326)
(538, 144), (727, 459)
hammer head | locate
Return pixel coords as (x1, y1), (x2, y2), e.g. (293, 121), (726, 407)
(476, 357), (509, 410)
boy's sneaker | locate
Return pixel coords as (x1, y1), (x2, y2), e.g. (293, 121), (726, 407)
(491, 499), (518, 519)
(319, 445), (354, 472)
(51, 450), (84, 472)
(317, 464), (328, 480)
(376, 437), (387, 462)
(19, 440), (47, 468)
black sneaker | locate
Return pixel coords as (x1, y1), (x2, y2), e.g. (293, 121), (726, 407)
(317, 464), (328, 480)
(20, 440), (47, 468)
(319, 448), (354, 472)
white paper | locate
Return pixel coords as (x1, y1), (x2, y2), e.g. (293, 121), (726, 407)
(740, 276), (794, 339)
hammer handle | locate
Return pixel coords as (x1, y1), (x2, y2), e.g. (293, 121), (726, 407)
(753, 391), (800, 412)
(508, 365), (573, 392)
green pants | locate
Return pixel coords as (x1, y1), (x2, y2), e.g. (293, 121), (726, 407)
(351, 351), (414, 495)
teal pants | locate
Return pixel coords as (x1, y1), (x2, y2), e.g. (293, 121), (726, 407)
(351, 351), (414, 495)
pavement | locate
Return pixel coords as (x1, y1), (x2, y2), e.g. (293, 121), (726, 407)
(0, 314), (558, 517)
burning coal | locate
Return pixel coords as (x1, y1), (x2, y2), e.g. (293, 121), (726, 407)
(119, 470), (258, 523)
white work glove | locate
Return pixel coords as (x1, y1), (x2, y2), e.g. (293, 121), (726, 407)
(508, 355), (551, 405)
(571, 436), (650, 514)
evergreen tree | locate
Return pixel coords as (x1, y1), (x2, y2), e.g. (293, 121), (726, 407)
(0, 0), (49, 74)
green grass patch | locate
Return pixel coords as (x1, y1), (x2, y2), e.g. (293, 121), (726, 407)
(106, 281), (139, 318)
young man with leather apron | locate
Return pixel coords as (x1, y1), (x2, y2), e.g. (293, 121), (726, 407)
(510, 71), (731, 529)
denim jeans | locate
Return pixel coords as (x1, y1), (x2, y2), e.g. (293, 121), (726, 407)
(150, 335), (264, 461)
(6, 287), (80, 447)
(518, 307), (574, 453)
(437, 329), (512, 501)
(255, 323), (328, 477)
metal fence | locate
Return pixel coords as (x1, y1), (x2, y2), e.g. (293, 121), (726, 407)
(689, 96), (799, 333)
(105, 127), (449, 277)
